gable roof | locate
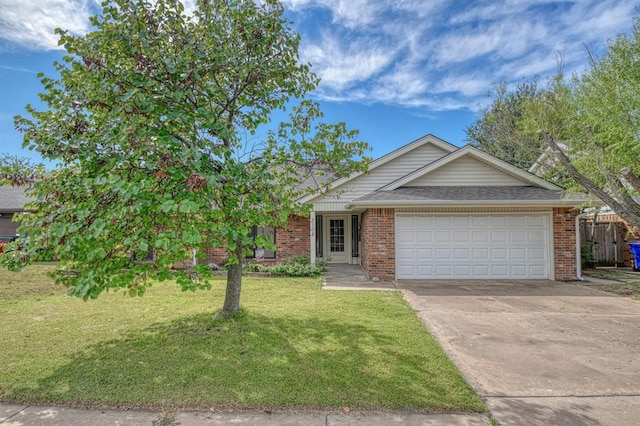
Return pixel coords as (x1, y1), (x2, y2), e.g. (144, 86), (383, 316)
(300, 134), (456, 203)
(379, 145), (562, 191)
(0, 186), (31, 212)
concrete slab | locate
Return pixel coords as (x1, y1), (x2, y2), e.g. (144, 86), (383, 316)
(399, 280), (640, 426)
(0, 405), (27, 423)
(326, 413), (490, 425)
(0, 405), (159, 425)
(175, 411), (327, 425)
(0, 405), (490, 426)
(486, 395), (640, 426)
(323, 264), (395, 289)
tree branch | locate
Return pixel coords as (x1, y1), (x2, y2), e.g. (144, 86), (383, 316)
(622, 167), (640, 193)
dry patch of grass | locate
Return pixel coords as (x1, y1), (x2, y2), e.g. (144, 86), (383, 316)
(0, 264), (484, 413)
(582, 268), (640, 299)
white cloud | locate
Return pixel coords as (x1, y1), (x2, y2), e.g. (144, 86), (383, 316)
(0, 0), (98, 51)
(288, 0), (637, 110)
(301, 31), (397, 91)
(2, 0), (636, 113)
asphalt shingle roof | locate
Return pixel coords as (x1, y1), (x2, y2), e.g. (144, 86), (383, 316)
(353, 186), (582, 203)
(0, 186), (31, 212)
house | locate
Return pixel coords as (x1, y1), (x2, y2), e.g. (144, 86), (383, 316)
(0, 185), (29, 241)
(206, 134), (588, 281)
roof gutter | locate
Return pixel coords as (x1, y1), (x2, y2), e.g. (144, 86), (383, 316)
(345, 199), (591, 209)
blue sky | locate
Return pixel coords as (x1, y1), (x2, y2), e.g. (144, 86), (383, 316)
(0, 0), (637, 164)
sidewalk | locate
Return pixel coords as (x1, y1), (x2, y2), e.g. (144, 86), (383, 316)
(1, 404), (490, 425)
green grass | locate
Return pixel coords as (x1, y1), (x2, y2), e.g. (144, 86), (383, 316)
(582, 268), (640, 299)
(0, 264), (484, 413)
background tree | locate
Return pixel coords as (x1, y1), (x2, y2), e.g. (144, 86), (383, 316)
(5, 0), (369, 315)
(0, 154), (44, 186)
(466, 17), (640, 227)
(465, 80), (545, 170)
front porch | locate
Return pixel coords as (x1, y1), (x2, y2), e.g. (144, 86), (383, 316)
(311, 212), (361, 266)
(322, 264), (395, 290)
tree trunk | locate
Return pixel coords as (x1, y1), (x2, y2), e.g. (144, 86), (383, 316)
(220, 240), (244, 316)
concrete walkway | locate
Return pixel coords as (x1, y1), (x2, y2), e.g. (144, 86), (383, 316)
(399, 279), (640, 426)
(322, 264), (395, 290)
(0, 404), (490, 425)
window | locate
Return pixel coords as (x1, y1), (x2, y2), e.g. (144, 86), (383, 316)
(247, 226), (276, 260)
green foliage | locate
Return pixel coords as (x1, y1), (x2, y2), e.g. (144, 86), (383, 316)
(465, 80), (546, 170)
(466, 16), (640, 227)
(4, 0), (370, 310)
(270, 256), (326, 277)
(0, 154), (45, 186)
(581, 241), (597, 268)
(243, 256), (326, 277)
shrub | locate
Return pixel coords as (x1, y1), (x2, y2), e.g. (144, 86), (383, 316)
(270, 257), (326, 277)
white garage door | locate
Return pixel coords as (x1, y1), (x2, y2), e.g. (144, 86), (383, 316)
(396, 214), (551, 279)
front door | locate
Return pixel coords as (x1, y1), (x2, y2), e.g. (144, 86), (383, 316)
(328, 217), (348, 263)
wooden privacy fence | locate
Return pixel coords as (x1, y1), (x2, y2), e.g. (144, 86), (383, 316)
(580, 221), (625, 267)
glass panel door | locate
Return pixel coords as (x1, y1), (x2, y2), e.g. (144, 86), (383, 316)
(329, 219), (345, 254)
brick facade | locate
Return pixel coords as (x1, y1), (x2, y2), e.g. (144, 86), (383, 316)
(199, 215), (310, 267)
(198, 209), (580, 281)
(360, 208), (395, 281)
(276, 215), (311, 261)
(552, 207), (578, 280)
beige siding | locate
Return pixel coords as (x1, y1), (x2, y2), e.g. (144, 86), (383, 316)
(313, 143), (449, 211)
(406, 156), (528, 187)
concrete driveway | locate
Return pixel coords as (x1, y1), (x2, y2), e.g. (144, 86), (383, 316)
(397, 280), (640, 426)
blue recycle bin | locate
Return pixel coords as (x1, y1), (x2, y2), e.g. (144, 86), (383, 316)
(628, 242), (640, 271)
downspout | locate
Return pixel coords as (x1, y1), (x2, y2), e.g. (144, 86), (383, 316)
(575, 212), (586, 281)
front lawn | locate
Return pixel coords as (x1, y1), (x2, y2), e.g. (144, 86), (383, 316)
(0, 264), (484, 413)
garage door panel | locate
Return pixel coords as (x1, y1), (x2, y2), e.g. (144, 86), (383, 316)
(454, 248), (470, 259)
(491, 248), (508, 259)
(453, 216), (470, 227)
(435, 231), (451, 242)
(417, 265), (434, 275)
(416, 231), (433, 242)
(528, 230), (545, 244)
(472, 264), (490, 276)
(435, 264), (452, 276)
(454, 231), (470, 243)
(529, 265), (547, 277)
(416, 248), (433, 260)
(510, 231), (526, 243)
(472, 247), (489, 259)
(396, 214), (550, 279)
(397, 248), (415, 260)
(491, 231), (507, 242)
(471, 231), (488, 243)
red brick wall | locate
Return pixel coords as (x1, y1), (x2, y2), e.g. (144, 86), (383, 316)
(275, 215), (310, 261)
(553, 207), (578, 280)
(200, 246), (228, 267)
(198, 215), (310, 267)
(361, 208), (395, 281)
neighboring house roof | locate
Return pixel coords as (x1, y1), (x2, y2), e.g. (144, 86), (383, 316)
(0, 186), (30, 212)
(347, 186), (589, 208)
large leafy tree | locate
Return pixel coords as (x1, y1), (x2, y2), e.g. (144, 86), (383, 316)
(465, 80), (545, 170)
(466, 17), (640, 228)
(4, 0), (369, 315)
